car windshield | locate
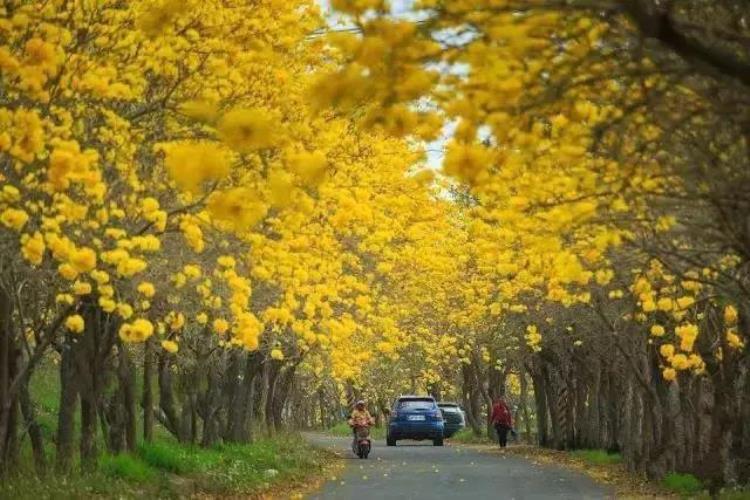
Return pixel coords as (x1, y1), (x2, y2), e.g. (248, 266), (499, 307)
(398, 399), (435, 411)
(439, 404), (459, 411)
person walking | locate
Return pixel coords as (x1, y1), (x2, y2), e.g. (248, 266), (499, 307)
(490, 397), (512, 448)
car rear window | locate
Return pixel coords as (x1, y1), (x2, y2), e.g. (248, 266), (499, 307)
(397, 398), (435, 410)
(439, 404), (459, 411)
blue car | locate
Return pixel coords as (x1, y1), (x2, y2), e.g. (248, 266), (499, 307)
(386, 395), (444, 446)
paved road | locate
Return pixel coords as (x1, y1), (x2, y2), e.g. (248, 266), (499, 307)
(306, 434), (612, 500)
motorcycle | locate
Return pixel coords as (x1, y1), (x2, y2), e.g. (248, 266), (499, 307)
(351, 424), (372, 459)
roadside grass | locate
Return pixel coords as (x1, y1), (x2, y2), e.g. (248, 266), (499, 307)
(448, 428), (492, 444)
(661, 472), (703, 497)
(100, 453), (157, 482)
(570, 449), (623, 466)
(327, 421), (386, 440)
(715, 487), (750, 500)
(1, 434), (329, 499)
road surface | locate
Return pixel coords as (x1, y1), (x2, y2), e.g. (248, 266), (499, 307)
(306, 434), (612, 500)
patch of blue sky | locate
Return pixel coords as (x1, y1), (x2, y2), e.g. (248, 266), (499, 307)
(314, 0), (484, 175)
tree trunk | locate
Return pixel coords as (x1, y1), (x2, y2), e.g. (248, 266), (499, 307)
(264, 361), (281, 435)
(529, 359), (549, 447)
(0, 285), (19, 474)
(19, 371), (45, 476)
(158, 352), (181, 439)
(56, 334), (78, 474)
(142, 338), (155, 443)
(519, 366), (532, 443)
(118, 341), (137, 452)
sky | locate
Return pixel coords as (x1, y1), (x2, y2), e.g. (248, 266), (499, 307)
(315, 0), (449, 171)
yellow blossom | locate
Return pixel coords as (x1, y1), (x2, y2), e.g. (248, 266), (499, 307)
(213, 318), (229, 335)
(650, 324), (665, 337)
(65, 314), (85, 334)
(119, 319), (154, 343)
(1, 208), (29, 231)
(21, 232), (45, 265)
(217, 108), (278, 152)
(72, 281), (92, 296)
(117, 303), (134, 319)
(164, 142), (230, 193)
(58, 263), (79, 281)
(161, 340), (179, 353)
(724, 305), (738, 325)
(659, 344), (675, 359)
(270, 348), (284, 360)
(137, 282), (156, 298)
(69, 247), (97, 273)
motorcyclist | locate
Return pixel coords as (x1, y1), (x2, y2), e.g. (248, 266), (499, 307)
(348, 400), (374, 450)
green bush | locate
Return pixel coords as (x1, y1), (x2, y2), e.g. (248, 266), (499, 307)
(662, 472), (703, 496)
(99, 454), (155, 482)
(571, 449), (623, 465)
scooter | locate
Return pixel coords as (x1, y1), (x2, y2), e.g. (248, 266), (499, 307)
(351, 424), (372, 459)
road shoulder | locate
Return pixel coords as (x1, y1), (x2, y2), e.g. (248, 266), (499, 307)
(454, 443), (675, 499)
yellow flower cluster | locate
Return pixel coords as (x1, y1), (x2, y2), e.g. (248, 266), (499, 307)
(164, 142), (230, 194)
(21, 232), (45, 265)
(119, 319), (155, 343)
(1, 208), (29, 231)
(65, 314), (85, 334)
(525, 325), (542, 352)
(161, 340), (179, 354)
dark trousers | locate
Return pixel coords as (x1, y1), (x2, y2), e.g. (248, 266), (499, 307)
(494, 423), (509, 447)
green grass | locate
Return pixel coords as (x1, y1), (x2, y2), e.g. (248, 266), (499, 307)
(100, 453), (156, 482)
(1, 435), (328, 499)
(327, 421), (386, 440)
(448, 428), (492, 444)
(5, 359), (329, 498)
(662, 472), (704, 497)
(571, 449), (623, 466)
(138, 440), (210, 474)
(717, 488), (750, 500)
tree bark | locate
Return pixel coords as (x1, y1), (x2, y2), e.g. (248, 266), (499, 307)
(19, 371), (45, 476)
(142, 338), (155, 443)
(56, 334), (78, 474)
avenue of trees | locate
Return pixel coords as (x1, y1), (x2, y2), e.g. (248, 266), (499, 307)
(0, 0), (748, 493)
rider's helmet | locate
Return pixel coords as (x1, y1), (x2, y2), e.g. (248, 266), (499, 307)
(355, 400), (366, 408)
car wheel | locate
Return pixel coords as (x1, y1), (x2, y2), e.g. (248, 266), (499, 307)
(433, 438), (444, 446)
(387, 437), (396, 446)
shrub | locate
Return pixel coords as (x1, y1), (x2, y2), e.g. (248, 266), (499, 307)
(662, 473), (703, 496)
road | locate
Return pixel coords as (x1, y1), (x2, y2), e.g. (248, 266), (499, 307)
(305, 434), (613, 500)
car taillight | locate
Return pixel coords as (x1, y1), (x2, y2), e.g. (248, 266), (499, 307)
(429, 411), (443, 421)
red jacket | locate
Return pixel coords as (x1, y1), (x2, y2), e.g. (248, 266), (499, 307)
(491, 401), (512, 427)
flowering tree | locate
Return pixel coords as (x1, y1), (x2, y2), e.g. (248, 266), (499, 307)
(1, 0), (749, 491)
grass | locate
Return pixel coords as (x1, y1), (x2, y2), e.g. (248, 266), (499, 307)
(0, 434), (329, 499)
(662, 472), (704, 497)
(138, 440), (208, 474)
(716, 488), (750, 500)
(571, 449), (623, 466)
(448, 428), (492, 444)
(100, 453), (156, 482)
